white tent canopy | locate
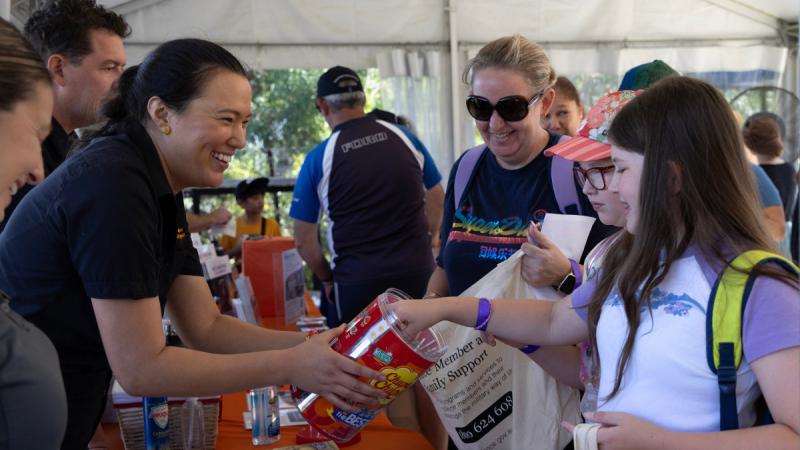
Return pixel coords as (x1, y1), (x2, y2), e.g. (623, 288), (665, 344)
(5, 0), (794, 169)
(93, 0), (797, 169)
(106, 0), (796, 69)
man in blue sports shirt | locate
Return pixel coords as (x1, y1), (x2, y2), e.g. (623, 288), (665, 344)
(291, 66), (444, 327)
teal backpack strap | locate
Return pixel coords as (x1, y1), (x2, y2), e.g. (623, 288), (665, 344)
(707, 250), (799, 431)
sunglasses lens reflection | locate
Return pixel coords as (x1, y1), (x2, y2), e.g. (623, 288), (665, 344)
(466, 97), (491, 121)
(496, 97), (529, 121)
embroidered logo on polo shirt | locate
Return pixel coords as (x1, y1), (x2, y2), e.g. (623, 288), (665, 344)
(176, 227), (186, 240)
(340, 132), (388, 153)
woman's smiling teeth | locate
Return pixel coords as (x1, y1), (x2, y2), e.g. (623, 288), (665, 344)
(211, 151), (232, 163)
(492, 130), (512, 141)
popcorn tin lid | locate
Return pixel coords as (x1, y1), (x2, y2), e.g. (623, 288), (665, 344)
(379, 288), (447, 362)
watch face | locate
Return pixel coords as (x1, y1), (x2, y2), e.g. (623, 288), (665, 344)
(559, 273), (576, 294)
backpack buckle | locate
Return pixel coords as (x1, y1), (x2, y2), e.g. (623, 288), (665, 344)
(717, 363), (737, 395)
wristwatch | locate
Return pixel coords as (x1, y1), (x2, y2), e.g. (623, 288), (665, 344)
(554, 258), (582, 295)
(555, 271), (577, 295)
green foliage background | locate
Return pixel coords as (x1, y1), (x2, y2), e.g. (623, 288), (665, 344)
(191, 68), (384, 233)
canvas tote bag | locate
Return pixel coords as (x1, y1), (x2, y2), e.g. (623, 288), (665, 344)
(419, 250), (581, 450)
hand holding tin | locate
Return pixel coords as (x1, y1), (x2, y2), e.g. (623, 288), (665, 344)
(288, 325), (387, 412)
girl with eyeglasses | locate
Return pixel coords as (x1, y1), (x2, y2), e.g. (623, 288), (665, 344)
(395, 77), (800, 449)
(417, 34), (615, 450)
(522, 90), (640, 417)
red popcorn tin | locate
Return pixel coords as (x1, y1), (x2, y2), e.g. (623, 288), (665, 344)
(291, 288), (446, 443)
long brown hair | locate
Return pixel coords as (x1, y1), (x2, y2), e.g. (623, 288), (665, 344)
(588, 76), (796, 399)
(0, 18), (50, 112)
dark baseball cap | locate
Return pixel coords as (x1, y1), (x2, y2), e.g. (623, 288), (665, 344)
(235, 177), (269, 201)
(317, 66), (363, 97)
(619, 60), (679, 90)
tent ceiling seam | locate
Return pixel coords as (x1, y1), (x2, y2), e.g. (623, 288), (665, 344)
(705, 0), (780, 31)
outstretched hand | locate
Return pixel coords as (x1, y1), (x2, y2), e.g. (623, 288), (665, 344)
(521, 222), (572, 288)
(288, 325), (387, 412)
(562, 411), (670, 450)
(388, 299), (448, 338)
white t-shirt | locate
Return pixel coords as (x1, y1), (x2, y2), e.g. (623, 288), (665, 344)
(571, 246), (800, 431)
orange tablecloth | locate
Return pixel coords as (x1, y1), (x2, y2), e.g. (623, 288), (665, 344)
(104, 390), (433, 449)
(104, 308), (433, 449)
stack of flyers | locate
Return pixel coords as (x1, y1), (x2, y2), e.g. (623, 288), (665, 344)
(278, 391), (296, 409)
(272, 442), (339, 450)
(297, 316), (328, 333)
(280, 408), (308, 427)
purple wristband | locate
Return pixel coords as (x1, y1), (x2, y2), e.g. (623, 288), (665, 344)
(474, 297), (492, 331)
(569, 258), (582, 289)
(519, 344), (540, 354)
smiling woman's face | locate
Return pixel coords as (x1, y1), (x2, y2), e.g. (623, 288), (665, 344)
(158, 70), (253, 191)
(0, 81), (52, 221)
(471, 67), (549, 169)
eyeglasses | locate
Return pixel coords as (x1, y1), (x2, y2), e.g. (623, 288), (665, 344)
(465, 92), (543, 122)
(574, 165), (615, 190)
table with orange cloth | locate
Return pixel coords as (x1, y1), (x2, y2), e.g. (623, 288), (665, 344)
(103, 390), (433, 449)
(103, 297), (434, 449)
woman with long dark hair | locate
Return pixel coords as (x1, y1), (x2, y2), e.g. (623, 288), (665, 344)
(0, 38), (383, 449)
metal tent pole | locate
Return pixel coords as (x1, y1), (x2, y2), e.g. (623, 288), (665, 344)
(448, 0), (461, 162)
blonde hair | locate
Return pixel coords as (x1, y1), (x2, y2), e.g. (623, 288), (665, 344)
(462, 34), (556, 93)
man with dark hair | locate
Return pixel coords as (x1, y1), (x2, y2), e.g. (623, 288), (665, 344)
(291, 66), (444, 327)
(0, 0), (129, 232)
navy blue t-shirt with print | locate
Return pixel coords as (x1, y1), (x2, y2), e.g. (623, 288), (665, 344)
(438, 133), (615, 295)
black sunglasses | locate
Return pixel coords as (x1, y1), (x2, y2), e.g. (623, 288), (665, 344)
(465, 92), (543, 122)
(574, 165), (616, 190)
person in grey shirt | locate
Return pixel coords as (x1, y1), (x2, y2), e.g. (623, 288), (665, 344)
(0, 17), (67, 450)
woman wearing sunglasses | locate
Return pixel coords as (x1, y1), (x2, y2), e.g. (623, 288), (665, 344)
(416, 34), (614, 450)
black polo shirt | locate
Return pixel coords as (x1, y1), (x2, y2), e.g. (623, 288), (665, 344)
(0, 121), (202, 369)
(0, 118), (75, 233)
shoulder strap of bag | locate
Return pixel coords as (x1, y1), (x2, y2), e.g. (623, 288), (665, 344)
(550, 135), (582, 215)
(260, 217), (266, 236)
(454, 145), (486, 209)
(706, 249), (799, 430)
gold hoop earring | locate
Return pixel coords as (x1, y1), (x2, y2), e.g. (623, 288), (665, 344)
(161, 125), (172, 136)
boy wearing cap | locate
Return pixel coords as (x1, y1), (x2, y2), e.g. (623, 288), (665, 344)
(220, 177), (281, 258)
(291, 66), (444, 327)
